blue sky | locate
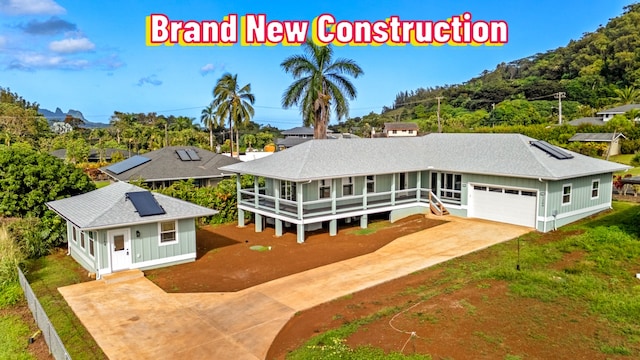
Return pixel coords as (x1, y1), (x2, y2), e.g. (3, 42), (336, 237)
(0, 0), (635, 128)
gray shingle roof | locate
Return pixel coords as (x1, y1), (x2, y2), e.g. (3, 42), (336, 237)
(384, 122), (419, 131)
(219, 134), (629, 181)
(596, 104), (640, 114)
(567, 117), (605, 126)
(100, 146), (240, 182)
(46, 182), (217, 230)
(568, 133), (624, 142)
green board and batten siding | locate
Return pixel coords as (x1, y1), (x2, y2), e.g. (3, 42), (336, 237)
(129, 218), (196, 267)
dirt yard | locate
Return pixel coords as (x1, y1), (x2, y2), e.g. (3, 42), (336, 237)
(146, 214), (446, 292)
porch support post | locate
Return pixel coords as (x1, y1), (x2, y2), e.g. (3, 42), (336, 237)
(255, 214), (263, 232)
(254, 176), (259, 207)
(296, 223), (305, 243)
(238, 208), (245, 227)
(362, 176), (368, 210)
(296, 182), (303, 220)
(329, 219), (337, 236)
(391, 173), (396, 206)
(360, 214), (368, 229)
(331, 178), (337, 214)
(274, 180), (280, 215)
(416, 171), (422, 202)
(275, 219), (283, 237)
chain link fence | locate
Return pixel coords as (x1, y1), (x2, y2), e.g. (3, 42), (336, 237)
(17, 267), (71, 360)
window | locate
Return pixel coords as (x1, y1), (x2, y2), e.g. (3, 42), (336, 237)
(159, 221), (177, 244)
(72, 227), (77, 243)
(562, 184), (572, 205)
(280, 181), (296, 201)
(521, 191), (536, 197)
(440, 173), (462, 203)
(342, 177), (354, 196)
(319, 179), (331, 199)
(474, 185), (487, 191)
(366, 175), (375, 193)
(392, 130), (397, 134)
(591, 180), (600, 199)
(80, 232), (85, 249)
(505, 189), (519, 195)
(408, 130), (414, 134)
(88, 231), (95, 257)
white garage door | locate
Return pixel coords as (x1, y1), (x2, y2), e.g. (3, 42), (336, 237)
(469, 185), (537, 227)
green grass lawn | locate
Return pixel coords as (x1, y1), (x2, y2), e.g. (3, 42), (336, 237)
(609, 154), (640, 175)
(24, 251), (107, 360)
(288, 201), (640, 359)
(0, 313), (36, 360)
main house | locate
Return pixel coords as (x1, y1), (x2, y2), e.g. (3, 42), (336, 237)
(100, 146), (240, 188)
(220, 133), (628, 243)
(46, 182), (217, 278)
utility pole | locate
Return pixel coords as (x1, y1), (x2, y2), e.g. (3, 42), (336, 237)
(554, 92), (566, 124)
(436, 96), (443, 133)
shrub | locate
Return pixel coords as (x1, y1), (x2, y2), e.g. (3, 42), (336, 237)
(0, 226), (24, 290)
(631, 152), (640, 167)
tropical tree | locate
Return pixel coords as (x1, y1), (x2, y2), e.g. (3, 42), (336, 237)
(614, 86), (640, 105)
(212, 73), (255, 157)
(200, 103), (219, 150)
(281, 39), (363, 139)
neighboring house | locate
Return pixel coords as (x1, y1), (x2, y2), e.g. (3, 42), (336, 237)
(568, 133), (626, 156)
(46, 182), (217, 278)
(100, 146), (241, 188)
(50, 148), (130, 162)
(568, 104), (640, 126)
(274, 126), (360, 150)
(220, 134), (628, 243)
(383, 122), (419, 137)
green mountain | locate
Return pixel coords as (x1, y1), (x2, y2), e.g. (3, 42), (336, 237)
(335, 3), (640, 134)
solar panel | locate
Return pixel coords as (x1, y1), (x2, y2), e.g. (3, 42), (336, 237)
(126, 191), (166, 217)
(105, 155), (151, 175)
(185, 149), (200, 160)
(176, 149), (191, 161)
(530, 141), (574, 160)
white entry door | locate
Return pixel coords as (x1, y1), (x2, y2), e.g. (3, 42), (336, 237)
(109, 229), (131, 272)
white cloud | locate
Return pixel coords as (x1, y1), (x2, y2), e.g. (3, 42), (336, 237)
(200, 63), (225, 76)
(8, 53), (89, 70)
(49, 37), (95, 53)
(137, 75), (162, 87)
(0, 0), (65, 15)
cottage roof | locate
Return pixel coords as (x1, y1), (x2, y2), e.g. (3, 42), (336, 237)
(46, 182), (217, 230)
(219, 133), (629, 181)
(100, 146), (240, 182)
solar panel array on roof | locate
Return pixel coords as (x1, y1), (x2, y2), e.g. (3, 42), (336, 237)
(176, 149), (191, 161)
(530, 141), (574, 160)
(185, 149), (200, 160)
(105, 155), (151, 174)
(126, 191), (166, 217)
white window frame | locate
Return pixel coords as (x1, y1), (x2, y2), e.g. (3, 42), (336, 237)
(80, 232), (85, 249)
(158, 220), (178, 246)
(591, 179), (600, 199)
(88, 231), (95, 258)
(562, 184), (572, 205)
(72, 226), (77, 243)
(342, 177), (354, 197)
(366, 175), (376, 193)
(440, 173), (462, 203)
(280, 180), (296, 201)
(318, 179), (331, 199)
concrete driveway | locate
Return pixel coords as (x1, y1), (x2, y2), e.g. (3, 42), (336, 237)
(58, 217), (531, 359)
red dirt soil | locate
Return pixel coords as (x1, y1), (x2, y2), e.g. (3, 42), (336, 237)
(146, 214), (446, 292)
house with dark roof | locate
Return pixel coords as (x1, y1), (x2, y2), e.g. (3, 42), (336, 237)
(46, 182), (217, 277)
(568, 104), (640, 126)
(568, 133), (626, 156)
(220, 134), (628, 243)
(383, 122), (419, 137)
(100, 146), (241, 188)
(50, 148), (130, 162)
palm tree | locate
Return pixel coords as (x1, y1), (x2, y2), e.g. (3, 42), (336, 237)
(281, 39), (363, 139)
(212, 73), (255, 157)
(200, 103), (219, 150)
(614, 86), (640, 105)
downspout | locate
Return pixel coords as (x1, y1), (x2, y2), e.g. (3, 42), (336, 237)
(544, 180), (549, 232)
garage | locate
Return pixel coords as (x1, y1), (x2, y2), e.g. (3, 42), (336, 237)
(468, 184), (537, 228)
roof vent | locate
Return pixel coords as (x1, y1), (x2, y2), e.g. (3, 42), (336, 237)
(530, 140), (574, 160)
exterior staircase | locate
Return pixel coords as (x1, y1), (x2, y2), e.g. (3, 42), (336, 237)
(428, 191), (450, 216)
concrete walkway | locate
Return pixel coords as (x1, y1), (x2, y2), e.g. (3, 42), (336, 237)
(58, 217), (530, 360)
